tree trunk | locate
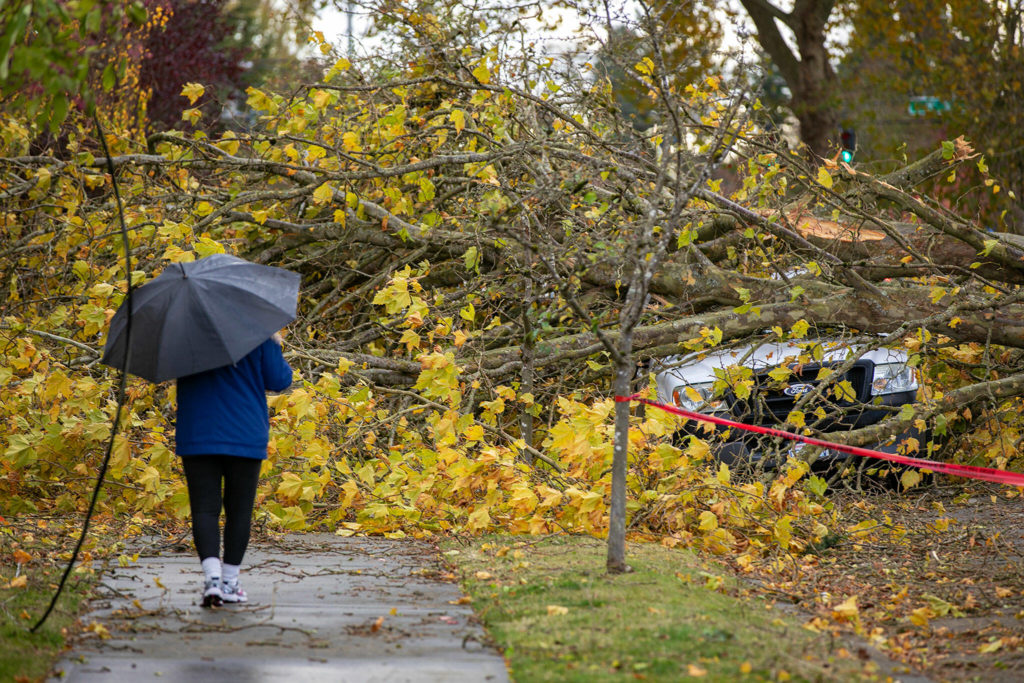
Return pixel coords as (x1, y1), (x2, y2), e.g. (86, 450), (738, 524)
(791, 0), (838, 159)
(606, 354), (633, 574)
(739, 0), (838, 159)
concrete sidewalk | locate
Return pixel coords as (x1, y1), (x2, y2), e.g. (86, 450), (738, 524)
(51, 534), (509, 682)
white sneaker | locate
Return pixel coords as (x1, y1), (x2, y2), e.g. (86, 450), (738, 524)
(221, 579), (248, 603)
(201, 577), (223, 607)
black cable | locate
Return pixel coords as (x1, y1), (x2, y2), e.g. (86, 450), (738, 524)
(31, 112), (133, 632)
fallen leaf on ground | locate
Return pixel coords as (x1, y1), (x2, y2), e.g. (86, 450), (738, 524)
(979, 638), (1004, 654)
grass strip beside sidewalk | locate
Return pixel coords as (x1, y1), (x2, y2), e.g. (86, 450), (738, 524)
(444, 535), (873, 682)
(1, 563), (92, 682)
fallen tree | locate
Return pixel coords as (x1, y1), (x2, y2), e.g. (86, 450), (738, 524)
(2, 2), (1022, 567)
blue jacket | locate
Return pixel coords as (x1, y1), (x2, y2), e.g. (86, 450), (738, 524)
(175, 338), (293, 459)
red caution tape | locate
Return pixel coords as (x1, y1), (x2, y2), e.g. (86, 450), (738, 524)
(616, 394), (1024, 487)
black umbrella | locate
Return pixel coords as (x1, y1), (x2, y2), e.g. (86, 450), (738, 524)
(100, 254), (300, 382)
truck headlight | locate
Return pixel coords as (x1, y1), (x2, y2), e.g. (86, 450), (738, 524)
(671, 381), (726, 412)
(870, 362), (918, 396)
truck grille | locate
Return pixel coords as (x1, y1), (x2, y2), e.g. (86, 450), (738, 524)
(729, 363), (871, 428)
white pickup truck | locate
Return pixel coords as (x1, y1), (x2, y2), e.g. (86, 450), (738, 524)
(653, 338), (924, 465)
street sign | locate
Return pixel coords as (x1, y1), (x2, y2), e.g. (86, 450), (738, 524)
(908, 96), (951, 116)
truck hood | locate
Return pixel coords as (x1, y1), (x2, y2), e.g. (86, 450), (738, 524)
(654, 339), (910, 388)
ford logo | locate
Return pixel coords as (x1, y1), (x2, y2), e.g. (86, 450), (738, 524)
(783, 383), (814, 397)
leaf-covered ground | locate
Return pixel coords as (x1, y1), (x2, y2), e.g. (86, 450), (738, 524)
(751, 480), (1024, 682)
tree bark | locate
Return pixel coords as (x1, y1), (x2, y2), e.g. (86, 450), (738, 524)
(740, 0), (838, 159)
(607, 356), (632, 574)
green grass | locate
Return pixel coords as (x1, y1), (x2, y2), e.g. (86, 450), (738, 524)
(444, 536), (872, 682)
(1, 565), (92, 682)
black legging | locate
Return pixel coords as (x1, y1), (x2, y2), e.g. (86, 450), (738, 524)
(180, 455), (263, 566)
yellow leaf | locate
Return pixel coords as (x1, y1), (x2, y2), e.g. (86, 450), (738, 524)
(180, 82), (205, 104)
(277, 472), (304, 501)
(909, 606), (933, 627)
(87, 621), (111, 639)
(832, 380), (856, 402)
(7, 575), (27, 589)
(472, 61), (491, 84)
(342, 131), (360, 151)
(356, 463), (376, 485)
(832, 595), (859, 620)
(474, 571), (493, 580)
(634, 57), (655, 76)
(136, 466), (161, 493)
(786, 410), (806, 429)
(687, 664), (707, 677)
(698, 511), (718, 532)
(900, 468), (922, 490)
(399, 328), (421, 352)
(546, 605), (569, 616)
(463, 424), (484, 442)
(466, 505), (491, 532)
(312, 89), (331, 111)
(312, 183), (334, 205)
(979, 638), (1004, 654)
(450, 109), (466, 133)
(816, 166), (833, 189)
(306, 145), (326, 161)
(194, 236), (225, 257)
(774, 515), (793, 549)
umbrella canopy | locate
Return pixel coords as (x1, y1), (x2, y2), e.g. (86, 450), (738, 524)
(101, 254), (300, 382)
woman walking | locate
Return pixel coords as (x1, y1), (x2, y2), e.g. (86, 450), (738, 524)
(175, 331), (293, 607)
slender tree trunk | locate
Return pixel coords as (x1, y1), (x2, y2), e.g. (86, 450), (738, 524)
(607, 342), (634, 574)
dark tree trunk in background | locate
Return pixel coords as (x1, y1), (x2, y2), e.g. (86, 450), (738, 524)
(740, 0), (838, 160)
